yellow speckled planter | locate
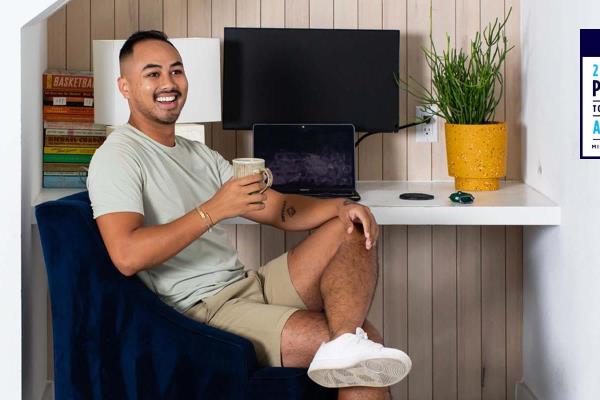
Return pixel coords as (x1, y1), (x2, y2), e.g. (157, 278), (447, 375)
(445, 122), (507, 191)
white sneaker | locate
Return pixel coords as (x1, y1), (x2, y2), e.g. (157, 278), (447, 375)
(307, 327), (412, 388)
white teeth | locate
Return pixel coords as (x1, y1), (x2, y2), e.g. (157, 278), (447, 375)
(156, 96), (176, 102)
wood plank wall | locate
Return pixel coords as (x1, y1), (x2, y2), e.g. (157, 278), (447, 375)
(47, 1), (523, 398)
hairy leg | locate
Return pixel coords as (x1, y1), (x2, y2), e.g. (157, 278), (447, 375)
(281, 311), (390, 400)
(287, 217), (379, 338)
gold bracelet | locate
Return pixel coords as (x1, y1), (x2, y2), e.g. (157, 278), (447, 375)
(203, 208), (215, 226)
(195, 206), (214, 230)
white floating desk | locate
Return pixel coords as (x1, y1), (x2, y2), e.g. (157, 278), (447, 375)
(32, 180), (560, 226)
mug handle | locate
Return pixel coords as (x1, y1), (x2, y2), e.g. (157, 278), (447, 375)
(259, 168), (273, 194)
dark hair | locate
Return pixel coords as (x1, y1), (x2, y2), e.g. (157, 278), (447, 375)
(119, 30), (176, 62)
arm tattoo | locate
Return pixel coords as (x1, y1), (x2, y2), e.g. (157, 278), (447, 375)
(286, 206), (296, 218)
(280, 200), (297, 223)
(281, 200), (287, 222)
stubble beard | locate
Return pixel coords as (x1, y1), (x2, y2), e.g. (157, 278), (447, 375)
(135, 97), (182, 125)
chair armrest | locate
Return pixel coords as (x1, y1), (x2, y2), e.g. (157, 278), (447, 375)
(122, 274), (260, 393)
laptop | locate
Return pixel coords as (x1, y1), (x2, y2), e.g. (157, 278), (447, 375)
(253, 124), (361, 201)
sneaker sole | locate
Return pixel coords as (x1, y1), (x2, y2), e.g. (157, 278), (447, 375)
(307, 356), (411, 388)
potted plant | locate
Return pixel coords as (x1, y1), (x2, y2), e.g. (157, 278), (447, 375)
(397, 9), (513, 191)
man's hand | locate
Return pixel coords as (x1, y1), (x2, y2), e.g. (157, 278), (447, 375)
(337, 200), (379, 250)
(202, 173), (268, 223)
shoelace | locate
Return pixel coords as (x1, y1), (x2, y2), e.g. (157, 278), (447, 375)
(355, 327), (384, 350)
(356, 327), (369, 340)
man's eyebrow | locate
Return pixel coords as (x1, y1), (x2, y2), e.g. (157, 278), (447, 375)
(142, 63), (162, 71)
(141, 61), (183, 71)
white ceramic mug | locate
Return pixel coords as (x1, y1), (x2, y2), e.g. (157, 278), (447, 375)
(232, 158), (273, 194)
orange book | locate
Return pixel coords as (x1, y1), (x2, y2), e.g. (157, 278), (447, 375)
(43, 70), (93, 91)
(43, 106), (94, 115)
(43, 113), (95, 123)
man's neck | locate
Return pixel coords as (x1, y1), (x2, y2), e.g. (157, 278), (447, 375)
(128, 114), (176, 147)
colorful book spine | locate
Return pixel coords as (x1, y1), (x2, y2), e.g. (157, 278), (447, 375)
(44, 121), (105, 130)
(43, 146), (97, 155)
(43, 171), (87, 176)
(43, 174), (87, 189)
(43, 153), (93, 163)
(43, 113), (95, 123)
(45, 128), (106, 138)
(44, 135), (105, 147)
(43, 163), (89, 173)
(43, 71), (93, 91)
(43, 105), (94, 115)
(43, 95), (94, 107)
(43, 89), (94, 98)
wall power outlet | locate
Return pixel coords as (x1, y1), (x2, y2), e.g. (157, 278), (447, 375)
(416, 106), (438, 143)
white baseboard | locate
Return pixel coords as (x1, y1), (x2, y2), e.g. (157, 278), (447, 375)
(41, 381), (53, 400)
(516, 381), (538, 400)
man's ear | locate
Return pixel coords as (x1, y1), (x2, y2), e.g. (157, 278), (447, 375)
(117, 76), (129, 99)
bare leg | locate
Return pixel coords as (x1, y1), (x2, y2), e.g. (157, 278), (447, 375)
(320, 227), (378, 338)
(282, 218), (391, 399)
(281, 312), (391, 400)
(287, 218), (378, 337)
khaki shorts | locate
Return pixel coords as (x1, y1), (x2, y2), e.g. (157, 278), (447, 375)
(184, 252), (307, 367)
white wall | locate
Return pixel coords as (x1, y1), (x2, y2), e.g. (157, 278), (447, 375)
(0, 1), (68, 399)
(21, 17), (48, 400)
(522, 1), (600, 399)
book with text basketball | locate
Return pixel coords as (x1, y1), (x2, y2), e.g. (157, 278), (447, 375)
(43, 70), (93, 91)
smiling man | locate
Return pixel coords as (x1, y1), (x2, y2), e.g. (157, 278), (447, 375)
(87, 30), (411, 400)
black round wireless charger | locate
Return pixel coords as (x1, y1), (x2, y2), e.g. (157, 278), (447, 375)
(399, 192), (434, 200)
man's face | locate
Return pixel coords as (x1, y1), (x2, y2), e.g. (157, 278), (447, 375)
(118, 40), (188, 125)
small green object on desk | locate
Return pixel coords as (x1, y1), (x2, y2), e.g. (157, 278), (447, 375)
(449, 191), (475, 204)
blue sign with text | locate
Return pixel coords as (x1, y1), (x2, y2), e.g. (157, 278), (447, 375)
(580, 29), (600, 158)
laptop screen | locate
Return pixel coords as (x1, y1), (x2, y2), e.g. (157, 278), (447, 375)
(253, 124), (356, 192)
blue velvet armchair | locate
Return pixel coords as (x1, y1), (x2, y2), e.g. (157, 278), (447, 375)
(35, 191), (336, 400)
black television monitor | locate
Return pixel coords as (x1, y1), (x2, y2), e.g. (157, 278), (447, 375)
(223, 28), (399, 132)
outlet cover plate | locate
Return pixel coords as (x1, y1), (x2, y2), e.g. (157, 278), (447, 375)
(416, 106), (438, 143)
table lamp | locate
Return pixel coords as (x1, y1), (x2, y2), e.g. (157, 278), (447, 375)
(93, 37), (221, 142)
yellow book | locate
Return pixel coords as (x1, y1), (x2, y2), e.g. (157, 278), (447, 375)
(43, 146), (97, 155)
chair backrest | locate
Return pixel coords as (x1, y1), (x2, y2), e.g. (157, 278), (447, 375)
(36, 192), (258, 399)
(36, 191), (138, 398)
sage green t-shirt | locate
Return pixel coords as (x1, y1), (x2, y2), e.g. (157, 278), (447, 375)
(87, 123), (245, 313)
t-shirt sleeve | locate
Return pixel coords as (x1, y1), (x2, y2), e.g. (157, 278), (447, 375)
(212, 149), (233, 185)
(86, 143), (145, 219)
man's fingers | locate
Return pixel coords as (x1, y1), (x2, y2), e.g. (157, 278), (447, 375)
(247, 193), (267, 203)
(243, 183), (263, 194)
(238, 173), (264, 185)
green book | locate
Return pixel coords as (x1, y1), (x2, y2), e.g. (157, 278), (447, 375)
(43, 153), (93, 163)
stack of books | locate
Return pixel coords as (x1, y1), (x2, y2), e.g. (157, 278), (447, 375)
(43, 122), (107, 188)
(42, 70), (105, 188)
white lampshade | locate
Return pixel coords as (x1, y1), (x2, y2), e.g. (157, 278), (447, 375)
(93, 37), (221, 125)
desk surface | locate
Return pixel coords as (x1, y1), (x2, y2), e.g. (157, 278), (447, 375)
(32, 180), (560, 226)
